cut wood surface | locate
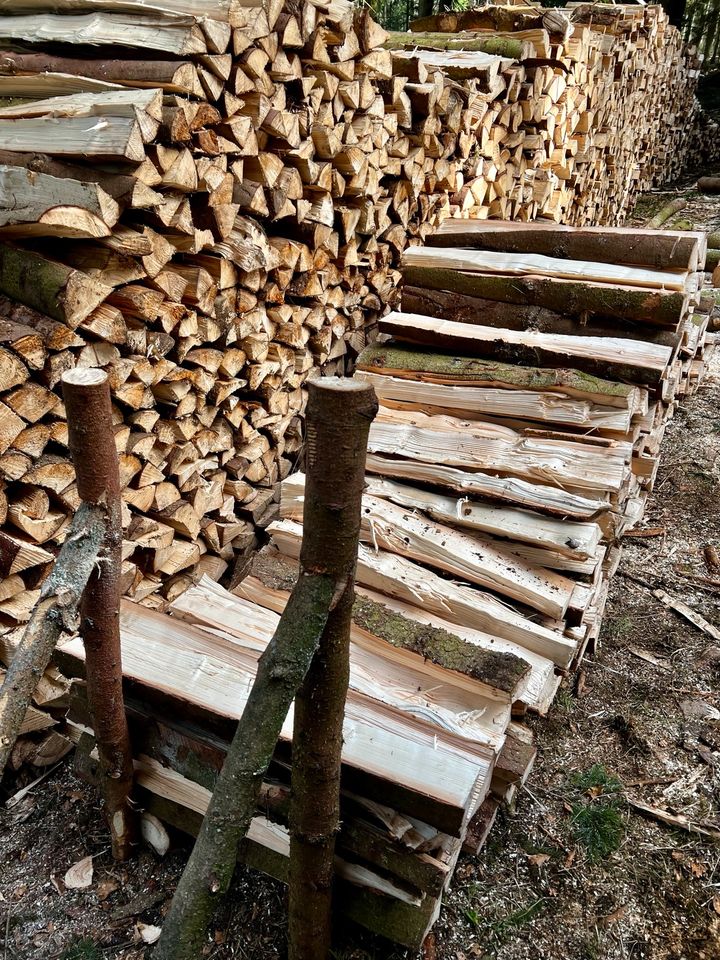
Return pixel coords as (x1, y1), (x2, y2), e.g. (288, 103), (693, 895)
(402, 246), (691, 292)
(58, 600), (494, 834)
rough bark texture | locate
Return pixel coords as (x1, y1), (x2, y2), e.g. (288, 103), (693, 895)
(401, 285), (680, 345)
(385, 31), (524, 58)
(289, 378), (378, 960)
(402, 264), (686, 328)
(356, 343), (635, 401)
(0, 502), (105, 779)
(426, 223), (701, 270)
(378, 316), (668, 386)
(247, 549), (529, 697)
(62, 368), (136, 861)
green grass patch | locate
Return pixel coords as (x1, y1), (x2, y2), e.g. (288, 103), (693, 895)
(571, 764), (621, 796)
(60, 942), (102, 960)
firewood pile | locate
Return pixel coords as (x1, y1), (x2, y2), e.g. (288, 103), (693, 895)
(0, 2), (706, 642)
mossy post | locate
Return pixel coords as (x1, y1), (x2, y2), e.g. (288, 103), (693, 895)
(288, 378), (378, 960)
(153, 378), (376, 960)
(62, 368), (137, 861)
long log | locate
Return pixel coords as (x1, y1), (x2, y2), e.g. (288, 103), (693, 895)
(401, 265), (688, 328)
(0, 501), (105, 780)
(697, 177), (720, 194)
(645, 197), (687, 229)
(385, 31), (525, 58)
(401, 285), (681, 346)
(378, 313), (672, 387)
(62, 368), (136, 860)
(426, 220), (703, 271)
(289, 379), (377, 960)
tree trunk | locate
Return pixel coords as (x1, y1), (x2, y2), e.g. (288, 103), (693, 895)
(62, 368), (136, 861)
(154, 378), (377, 960)
(0, 502), (105, 779)
(288, 378), (378, 960)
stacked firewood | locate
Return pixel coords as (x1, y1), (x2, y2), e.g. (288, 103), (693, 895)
(398, 3), (704, 226)
(0, 2), (707, 632)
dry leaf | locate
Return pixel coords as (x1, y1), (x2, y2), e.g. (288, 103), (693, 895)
(64, 856), (93, 890)
(137, 922), (162, 944)
(690, 860), (707, 877)
(96, 878), (119, 901)
(713, 896), (720, 915)
(600, 904), (626, 927)
(526, 853), (550, 868)
(564, 848), (576, 869)
(50, 875), (66, 896)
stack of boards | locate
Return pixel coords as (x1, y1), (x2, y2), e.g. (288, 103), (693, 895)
(0, 1), (707, 632)
(57, 220), (715, 947)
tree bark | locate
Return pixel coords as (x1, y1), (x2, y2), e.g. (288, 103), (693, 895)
(401, 285), (680, 346)
(288, 378), (378, 960)
(153, 378), (377, 960)
(62, 368), (136, 861)
(698, 177), (720, 194)
(385, 32), (525, 59)
(401, 265), (686, 328)
(645, 197), (687, 229)
(427, 221), (701, 271)
(0, 502), (105, 780)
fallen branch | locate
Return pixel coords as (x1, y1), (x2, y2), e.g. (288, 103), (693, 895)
(652, 589), (720, 643)
(626, 797), (720, 840)
(0, 501), (105, 780)
(645, 197), (687, 229)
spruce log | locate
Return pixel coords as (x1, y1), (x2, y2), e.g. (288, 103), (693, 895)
(62, 368), (136, 860)
(426, 220), (703, 272)
(385, 31), (525, 58)
(0, 501), (104, 780)
(0, 244), (111, 326)
(645, 197), (687, 229)
(153, 380), (376, 960)
(401, 265), (687, 328)
(289, 379), (377, 960)
(356, 343), (642, 408)
(401, 285), (681, 346)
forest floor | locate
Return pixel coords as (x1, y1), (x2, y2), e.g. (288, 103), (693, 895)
(2, 181), (720, 960)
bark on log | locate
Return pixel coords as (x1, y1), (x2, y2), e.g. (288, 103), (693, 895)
(645, 197), (687, 228)
(289, 378), (378, 960)
(153, 379), (377, 960)
(385, 31), (525, 58)
(356, 343), (637, 404)
(402, 265), (686, 328)
(427, 222), (702, 271)
(697, 177), (720, 194)
(0, 501), (104, 780)
(62, 368), (136, 861)
(401, 285), (680, 346)
(0, 243), (110, 326)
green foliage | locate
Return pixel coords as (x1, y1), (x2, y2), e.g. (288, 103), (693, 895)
(571, 764), (621, 795)
(571, 801), (624, 862)
(60, 941), (102, 960)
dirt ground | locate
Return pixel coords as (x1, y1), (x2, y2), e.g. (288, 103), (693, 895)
(3, 189), (720, 960)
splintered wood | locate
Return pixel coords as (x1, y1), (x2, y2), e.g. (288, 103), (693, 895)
(254, 219), (715, 942)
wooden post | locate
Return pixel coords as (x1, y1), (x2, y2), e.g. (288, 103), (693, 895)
(0, 502), (105, 779)
(154, 378), (377, 960)
(61, 368), (136, 861)
(288, 378), (378, 960)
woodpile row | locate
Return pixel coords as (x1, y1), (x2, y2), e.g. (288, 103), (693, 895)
(0, 5), (706, 630)
(55, 220), (717, 947)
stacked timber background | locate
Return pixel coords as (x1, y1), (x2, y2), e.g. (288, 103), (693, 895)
(57, 219), (717, 948)
(0, 2), (711, 626)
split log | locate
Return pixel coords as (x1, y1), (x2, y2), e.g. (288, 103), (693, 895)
(0, 501), (104, 780)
